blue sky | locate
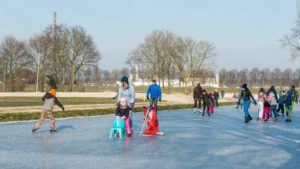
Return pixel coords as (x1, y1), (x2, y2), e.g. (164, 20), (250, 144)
(0, 0), (298, 71)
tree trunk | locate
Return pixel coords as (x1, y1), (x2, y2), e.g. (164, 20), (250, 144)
(69, 63), (75, 92)
(61, 66), (66, 92)
(9, 64), (14, 92)
(167, 72), (171, 94)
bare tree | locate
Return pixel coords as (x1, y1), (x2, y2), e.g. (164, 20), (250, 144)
(68, 26), (101, 91)
(0, 36), (29, 91)
(28, 32), (52, 92)
(249, 68), (259, 86)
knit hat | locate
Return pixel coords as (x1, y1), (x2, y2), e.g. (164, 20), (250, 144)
(49, 89), (56, 96)
(121, 76), (129, 85)
(242, 84), (248, 89)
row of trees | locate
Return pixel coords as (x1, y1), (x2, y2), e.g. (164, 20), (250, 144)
(0, 24), (101, 92)
(219, 68), (300, 88)
(127, 30), (217, 92)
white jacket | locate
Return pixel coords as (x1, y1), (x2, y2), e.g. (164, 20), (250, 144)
(118, 85), (135, 106)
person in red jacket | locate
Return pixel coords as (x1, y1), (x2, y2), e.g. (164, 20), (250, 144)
(193, 83), (203, 113)
(143, 107), (164, 136)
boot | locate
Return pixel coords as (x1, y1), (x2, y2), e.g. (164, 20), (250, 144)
(32, 128), (39, 133)
(285, 119), (292, 122)
(244, 117), (249, 123)
(127, 133), (132, 137)
(50, 129), (57, 133)
(202, 112), (205, 116)
(248, 115), (252, 121)
(193, 108), (197, 113)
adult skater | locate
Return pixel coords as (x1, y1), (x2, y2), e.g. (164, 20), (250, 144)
(146, 80), (162, 111)
(237, 84), (257, 123)
(291, 85), (299, 112)
(117, 76), (135, 129)
(193, 83), (203, 113)
(213, 89), (220, 107)
(285, 85), (299, 122)
(221, 89), (225, 99)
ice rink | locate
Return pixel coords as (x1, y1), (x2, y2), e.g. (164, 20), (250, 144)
(0, 105), (299, 169)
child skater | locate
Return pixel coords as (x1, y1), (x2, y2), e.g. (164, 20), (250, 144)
(115, 97), (132, 137)
(201, 90), (214, 116)
(263, 92), (272, 121)
(257, 88), (265, 122)
(208, 92), (215, 114)
(32, 89), (64, 133)
(277, 90), (286, 116)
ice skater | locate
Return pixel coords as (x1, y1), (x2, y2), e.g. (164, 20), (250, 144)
(201, 90), (213, 116)
(193, 83), (203, 113)
(267, 86), (279, 121)
(236, 89), (243, 109)
(115, 98), (132, 137)
(146, 80), (162, 111)
(277, 90), (286, 116)
(32, 89), (64, 133)
(285, 85), (299, 122)
(117, 76), (135, 130)
(257, 88), (265, 122)
(237, 84), (257, 123)
(213, 89), (220, 107)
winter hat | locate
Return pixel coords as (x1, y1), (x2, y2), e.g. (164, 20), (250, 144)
(120, 97), (127, 105)
(152, 80), (156, 83)
(242, 84), (248, 89)
(49, 89), (56, 96)
(121, 76), (129, 85)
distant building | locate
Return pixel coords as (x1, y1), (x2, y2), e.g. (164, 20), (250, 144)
(130, 73), (220, 87)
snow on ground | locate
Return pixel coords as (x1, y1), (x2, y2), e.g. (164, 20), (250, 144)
(0, 105), (299, 169)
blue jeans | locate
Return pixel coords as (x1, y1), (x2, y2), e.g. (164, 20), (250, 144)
(243, 100), (250, 117)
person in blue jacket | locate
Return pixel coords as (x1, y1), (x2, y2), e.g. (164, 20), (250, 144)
(146, 80), (162, 111)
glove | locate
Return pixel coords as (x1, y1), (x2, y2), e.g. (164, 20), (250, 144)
(129, 103), (134, 109)
(146, 96), (149, 100)
(159, 98), (162, 102)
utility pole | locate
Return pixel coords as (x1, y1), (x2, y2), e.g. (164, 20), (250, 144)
(51, 12), (58, 83)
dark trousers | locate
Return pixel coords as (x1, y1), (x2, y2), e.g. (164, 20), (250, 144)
(150, 98), (158, 111)
(277, 104), (285, 115)
(202, 103), (210, 116)
(194, 98), (202, 108)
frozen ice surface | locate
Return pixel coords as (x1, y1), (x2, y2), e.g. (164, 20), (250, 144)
(0, 105), (300, 169)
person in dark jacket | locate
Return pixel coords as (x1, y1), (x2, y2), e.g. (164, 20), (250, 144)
(277, 90), (286, 116)
(146, 80), (162, 111)
(193, 83), (203, 113)
(285, 85), (299, 122)
(115, 97), (132, 136)
(32, 89), (64, 133)
(213, 89), (220, 107)
(221, 89), (225, 99)
(201, 90), (214, 116)
(238, 84), (257, 123)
